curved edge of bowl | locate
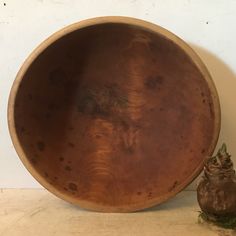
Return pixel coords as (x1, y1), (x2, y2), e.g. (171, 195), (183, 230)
(7, 16), (221, 212)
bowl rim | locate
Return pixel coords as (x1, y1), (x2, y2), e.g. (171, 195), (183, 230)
(7, 16), (221, 212)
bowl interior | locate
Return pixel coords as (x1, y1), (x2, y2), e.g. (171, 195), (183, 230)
(12, 22), (218, 211)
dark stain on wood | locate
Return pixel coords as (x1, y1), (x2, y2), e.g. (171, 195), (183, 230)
(144, 75), (164, 90)
(65, 165), (72, 171)
(68, 183), (78, 191)
(36, 141), (45, 152)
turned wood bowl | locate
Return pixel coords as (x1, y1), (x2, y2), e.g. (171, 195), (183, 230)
(8, 17), (221, 212)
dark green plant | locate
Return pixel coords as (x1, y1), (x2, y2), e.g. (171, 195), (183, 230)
(198, 211), (236, 229)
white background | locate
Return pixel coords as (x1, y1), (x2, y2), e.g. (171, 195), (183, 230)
(1, 0), (236, 189)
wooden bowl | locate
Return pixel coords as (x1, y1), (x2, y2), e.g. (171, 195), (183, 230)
(8, 17), (221, 212)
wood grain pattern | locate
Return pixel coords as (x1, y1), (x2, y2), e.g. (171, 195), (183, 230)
(8, 17), (220, 212)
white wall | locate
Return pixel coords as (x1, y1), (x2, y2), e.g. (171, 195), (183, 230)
(1, 0), (236, 189)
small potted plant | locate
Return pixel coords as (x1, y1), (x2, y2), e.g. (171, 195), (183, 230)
(197, 144), (236, 229)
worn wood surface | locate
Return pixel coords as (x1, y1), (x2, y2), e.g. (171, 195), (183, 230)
(8, 17), (220, 212)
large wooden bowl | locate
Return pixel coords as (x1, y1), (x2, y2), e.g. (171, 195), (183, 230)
(8, 17), (221, 212)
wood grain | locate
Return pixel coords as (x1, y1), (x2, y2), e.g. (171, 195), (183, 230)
(8, 17), (220, 212)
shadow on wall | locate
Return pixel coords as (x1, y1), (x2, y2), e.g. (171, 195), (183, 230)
(186, 44), (236, 191)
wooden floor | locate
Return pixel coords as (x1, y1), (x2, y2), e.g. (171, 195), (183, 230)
(0, 189), (234, 236)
